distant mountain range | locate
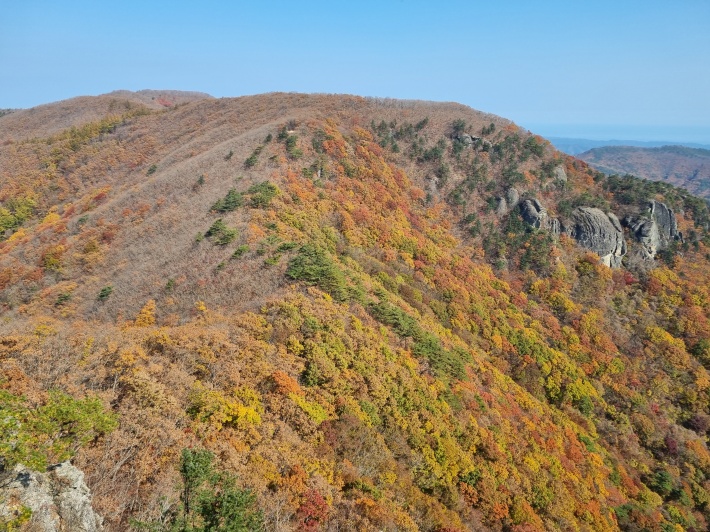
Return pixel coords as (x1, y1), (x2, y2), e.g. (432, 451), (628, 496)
(577, 144), (710, 199)
(548, 136), (710, 155)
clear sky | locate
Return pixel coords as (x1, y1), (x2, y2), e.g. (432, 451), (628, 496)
(2, 0), (709, 142)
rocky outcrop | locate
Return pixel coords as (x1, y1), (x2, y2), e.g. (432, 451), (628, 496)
(624, 200), (680, 259)
(455, 133), (478, 146)
(454, 133), (492, 151)
(495, 188), (520, 216)
(519, 199), (562, 236)
(506, 188), (520, 208)
(568, 207), (627, 268)
(520, 199), (547, 228)
(624, 217), (660, 260)
(553, 166), (567, 182)
(517, 199), (628, 268)
(652, 201), (679, 243)
(517, 196), (679, 266)
(496, 197), (508, 216)
(0, 462), (103, 531)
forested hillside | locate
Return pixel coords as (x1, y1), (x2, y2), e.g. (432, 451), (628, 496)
(2, 92), (710, 531)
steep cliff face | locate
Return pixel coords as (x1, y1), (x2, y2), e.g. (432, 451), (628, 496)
(568, 207), (627, 268)
(0, 463), (103, 532)
(624, 200), (680, 259)
(651, 200), (680, 245)
(518, 201), (629, 266)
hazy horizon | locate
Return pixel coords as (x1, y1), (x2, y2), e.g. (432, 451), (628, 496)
(525, 124), (710, 145)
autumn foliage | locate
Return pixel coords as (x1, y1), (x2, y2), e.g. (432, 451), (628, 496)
(1, 92), (710, 531)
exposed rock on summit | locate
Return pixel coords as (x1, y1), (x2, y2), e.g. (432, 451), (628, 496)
(0, 462), (103, 532)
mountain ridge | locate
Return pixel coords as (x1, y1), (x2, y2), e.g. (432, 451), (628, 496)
(2, 91), (710, 531)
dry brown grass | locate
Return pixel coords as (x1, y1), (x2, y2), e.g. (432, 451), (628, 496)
(1, 91), (527, 324)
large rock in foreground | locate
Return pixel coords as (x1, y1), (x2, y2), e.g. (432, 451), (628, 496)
(0, 462), (103, 531)
(569, 207), (627, 268)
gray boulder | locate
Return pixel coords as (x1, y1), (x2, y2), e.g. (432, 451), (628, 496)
(553, 166), (568, 182)
(0, 462), (103, 531)
(520, 199), (547, 229)
(506, 187), (520, 208)
(519, 199), (562, 236)
(568, 207), (627, 268)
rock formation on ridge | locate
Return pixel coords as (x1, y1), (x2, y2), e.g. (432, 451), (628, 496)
(623, 200), (681, 259)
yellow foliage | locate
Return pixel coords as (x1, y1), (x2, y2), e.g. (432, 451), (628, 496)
(695, 368), (710, 391)
(41, 211), (61, 225)
(289, 392), (329, 424)
(33, 321), (58, 338)
(188, 381), (262, 430)
(134, 300), (156, 327)
(7, 228), (27, 242)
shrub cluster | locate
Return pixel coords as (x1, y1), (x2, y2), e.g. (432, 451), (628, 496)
(286, 244), (348, 302)
(205, 219), (238, 246)
(211, 188), (244, 213)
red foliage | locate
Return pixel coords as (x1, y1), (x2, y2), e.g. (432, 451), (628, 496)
(297, 489), (329, 531)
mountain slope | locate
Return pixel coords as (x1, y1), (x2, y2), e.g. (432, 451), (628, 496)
(2, 92), (710, 531)
(579, 145), (710, 199)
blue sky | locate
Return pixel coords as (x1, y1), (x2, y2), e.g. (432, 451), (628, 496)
(2, 1), (709, 142)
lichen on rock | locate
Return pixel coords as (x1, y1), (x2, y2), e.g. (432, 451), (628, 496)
(0, 462), (103, 532)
